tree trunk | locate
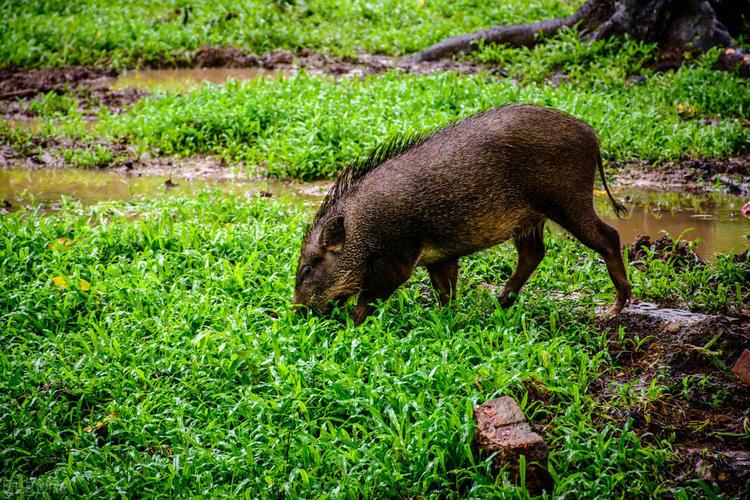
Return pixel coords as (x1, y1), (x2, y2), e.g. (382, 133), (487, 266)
(413, 0), (749, 69)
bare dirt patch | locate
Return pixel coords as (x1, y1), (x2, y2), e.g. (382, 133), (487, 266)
(0, 66), (115, 100)
(0, 134), (247, 180)
(596, 303), (750, 496)
(182, 46), (496, 78)
(628, 234), (705, 271)
(613, 155), (750, 195)
(0, 47), (495, 115)
(0, 66), (147, 120)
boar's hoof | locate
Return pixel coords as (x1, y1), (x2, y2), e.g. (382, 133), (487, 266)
(606, 296), (633, 315)
(606, 304), (623, 316)
(497, 291), (519, 308)
(352, 305), (373, 326)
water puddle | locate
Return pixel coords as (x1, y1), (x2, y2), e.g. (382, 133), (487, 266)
(3, 116), (101, 135)
(1, 168), (748, 258)
(3, 117), (45, 134)
(109, 68), (288, 92)
(598, 190), (749, 258)
(0, 168), (329, 211)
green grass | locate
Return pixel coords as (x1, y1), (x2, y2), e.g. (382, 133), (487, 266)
(3, 2), (749, 496)
(6, 40), (744, 179)
(5, 33), (746, 179)
(471, 28), (658, 83)
(98, 49), (746, 179)
(1, 194), (747, 496)
(0, 0), (581, 69)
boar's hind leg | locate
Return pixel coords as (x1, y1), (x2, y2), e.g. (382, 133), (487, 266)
(427, 258), (459, 306)
(497, 221), (546, 307)
(551, 209), (632, 314)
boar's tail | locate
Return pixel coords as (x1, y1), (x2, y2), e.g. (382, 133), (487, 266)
(597, 155), (628, 219)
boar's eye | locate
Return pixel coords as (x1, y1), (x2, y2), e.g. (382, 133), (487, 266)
(297, 265), (312, 284)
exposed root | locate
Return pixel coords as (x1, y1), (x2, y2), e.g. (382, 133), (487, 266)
(412, 0), (748, 78)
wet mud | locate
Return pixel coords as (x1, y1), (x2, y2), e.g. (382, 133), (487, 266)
(628, 234), (706, 270)
(0, 66), (147, 121)
(596, 303), (750, 496)
(0, 47), (491, 105)
(0, 66), (115, 100)
(613, 155), (750, 195)
(182, 46), (494, 78)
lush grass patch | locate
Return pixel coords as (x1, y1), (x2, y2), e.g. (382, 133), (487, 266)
(472, 28), (658, 83)
(91, 52), (748, 179)
(5, 33), (746, 179)
(0, 0), (580, 68)
(1, 194), (747, 496)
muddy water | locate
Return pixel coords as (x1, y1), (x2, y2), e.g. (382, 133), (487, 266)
(0, 168), (328, 209)
(598, 190), (749, 257)
(1, 168), (748, 258)
(5, 117), (41, 132)
(109, 68), (288, 92)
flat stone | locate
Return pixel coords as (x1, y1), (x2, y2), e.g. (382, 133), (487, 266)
(621, 301), (714, 325)
(731, 349), (750, 385)
(609, 302), (749, 371)
(474, 396), (551, 493)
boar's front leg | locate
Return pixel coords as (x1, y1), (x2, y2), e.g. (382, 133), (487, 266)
(497, 222), (546, 307)
(427, 258), (459, 305)
(352, 249), (421, 326)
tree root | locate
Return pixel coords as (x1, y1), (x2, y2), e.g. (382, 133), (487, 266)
(412, 0), (748, 72)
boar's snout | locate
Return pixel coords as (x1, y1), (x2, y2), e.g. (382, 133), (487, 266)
(292, 292), (332, 316)
(291, 296), (307, 313)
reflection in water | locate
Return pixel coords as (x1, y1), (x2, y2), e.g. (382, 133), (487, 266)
(4, 117), (44, 133)
(110, 68), (288, 92)
(604, 206), (749, 258)
(0, 168), (328, 209)
(597, 190), (749, 258)
(1, 168), (748, 258)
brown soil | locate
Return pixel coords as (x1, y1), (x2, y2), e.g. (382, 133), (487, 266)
(191, 46), (260, 68)
(613, 155), (750, 194)
(0, 134), (249, 180)
(0, 46), (496, 116)
(596, 304), (750, 496)
(77, 86), (149, 115)
(0, 66), (147, 120)
(184, 46), (494, 78)
(628, 234), (705, 271)
(0, 66), (115, 99)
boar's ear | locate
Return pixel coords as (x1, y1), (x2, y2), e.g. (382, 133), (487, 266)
(318, 216), (345, 252)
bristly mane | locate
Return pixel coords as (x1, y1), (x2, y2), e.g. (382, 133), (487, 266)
(306, 130), (434, 233)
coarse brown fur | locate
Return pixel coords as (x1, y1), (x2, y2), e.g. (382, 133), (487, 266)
(294, 104), (633, 325)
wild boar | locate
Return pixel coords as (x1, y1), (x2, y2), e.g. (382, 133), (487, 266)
(294, 104), (632, 325)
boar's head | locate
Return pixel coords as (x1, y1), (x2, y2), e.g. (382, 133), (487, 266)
(294, 213), (365, 314)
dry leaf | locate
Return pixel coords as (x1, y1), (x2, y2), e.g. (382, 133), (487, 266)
(52, 276), (68, 289)
(675, 103), (697, 117)
(49, 237), (71, 250)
